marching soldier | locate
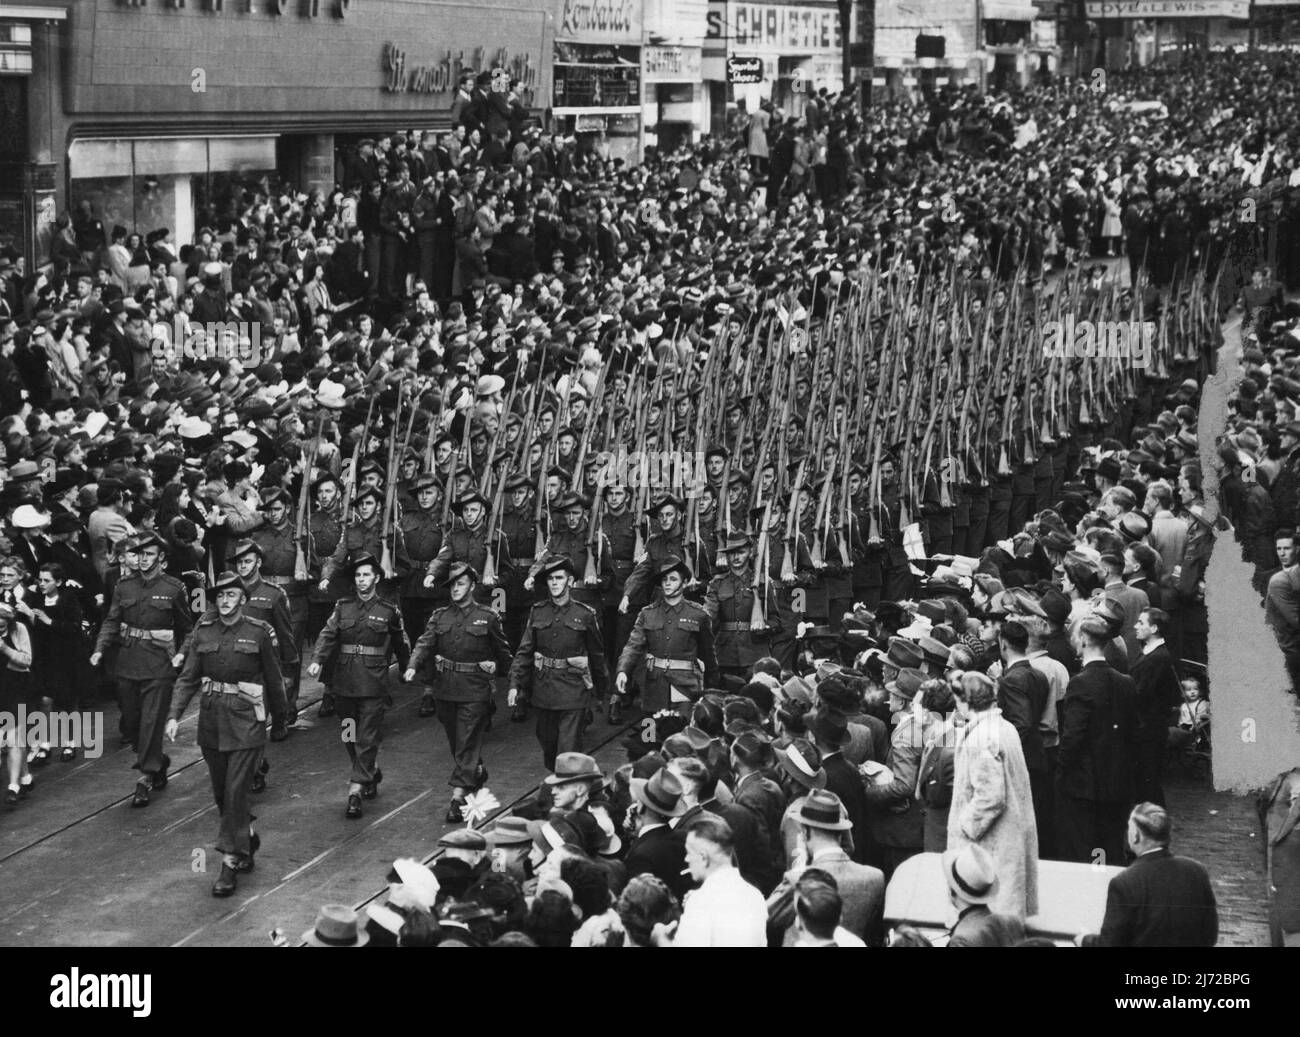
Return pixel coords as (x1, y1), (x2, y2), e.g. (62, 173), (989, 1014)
(308, 552), (410, 819)
(403, 562), (511, 822)
(319, 484), (386, 598)
(500, 472), (537, 651)
(749, 498), (813, 670)
(251, 487), (309, 724)
(600, 483), (637, 721)
(508, 556), (609, 772)
(228, 539), (297, 684)
(424, 490), (512, 607)
(704, 531), (775, 681)
(618, 494), (710, 616)
(165, 570), (286, 898)
(307, 472), (346, 718)
(526, 491), (613, 613)
(616, 556), (720, 714)
(91, 531), (193, 807)
(396, 472), (446, 717)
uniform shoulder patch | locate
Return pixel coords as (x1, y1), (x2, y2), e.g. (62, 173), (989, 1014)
(574, 601), (599, 617)
(243, 615), (273, 631)
(158, 573), (186, 591)
(375, 595), (400, 610)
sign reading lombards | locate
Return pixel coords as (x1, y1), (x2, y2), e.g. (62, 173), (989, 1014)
(558, 0), (642, 42)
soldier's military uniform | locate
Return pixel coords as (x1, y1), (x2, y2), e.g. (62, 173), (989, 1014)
(250, 489), (309, 719)
(227, 539), (298, 674)
(307, 474), (345, 639)
(425, 492), (513, 607)
(307, 473), (345, 714)
(617, 557), (720, 713)
(529, 493), (613, 612)
(312, 552), (410, 815)
(395, 473), (445, 714)
(509, 557), (609, 771)
(320, 486), (386, 596)
(500, 474), (538, 652)
(704, 533), (776, 680)
(408, 563), (511, 819)
(170, 570), (286, 896)
(749, 505), (814, 670)
(600, 497), (638, 671)
(94, 532), (193, 804)
(622, 495), (712, 608)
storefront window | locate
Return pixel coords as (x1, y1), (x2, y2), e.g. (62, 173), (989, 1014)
(70, 136), (276, 246)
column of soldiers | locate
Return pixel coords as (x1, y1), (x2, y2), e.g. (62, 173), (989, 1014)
(94, 259), (1214, 901)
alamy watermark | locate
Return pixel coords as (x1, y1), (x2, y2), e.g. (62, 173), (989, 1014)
(150, 316), (265, 365)
(0, 707), (104, 758)
(1041, 316), (1152, 368)
(596, 448), (707, 497)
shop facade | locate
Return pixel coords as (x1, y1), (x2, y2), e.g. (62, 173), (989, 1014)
(2, 0), (553, 267)
(703, 1), (853, 135)
(1084, 0), (1250, 68)
(552, 0), (643, 166)
(641, 0), (709, 153)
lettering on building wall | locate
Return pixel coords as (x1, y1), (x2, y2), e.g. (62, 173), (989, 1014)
(115, 0), (350, 16)
(384, 43), (538, 102)
(559, 0), (639, 39)
(706, 2), (842, 51)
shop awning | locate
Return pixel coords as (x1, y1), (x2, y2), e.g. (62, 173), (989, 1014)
(982, 1), (1039, 19)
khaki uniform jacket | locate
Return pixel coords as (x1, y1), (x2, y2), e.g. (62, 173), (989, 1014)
(95, 571), (193, 680)
(509, 598), (609, 710)
(171, 612), (286, 751)
(312, 593), (411, 698)
(409, 599), (511, 702)
(618, 597), (719, 711)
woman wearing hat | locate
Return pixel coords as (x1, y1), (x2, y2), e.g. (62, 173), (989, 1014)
(30, 562), (92, 761)
(947, 671), (1038, 921)
(0, 602), (34, 803)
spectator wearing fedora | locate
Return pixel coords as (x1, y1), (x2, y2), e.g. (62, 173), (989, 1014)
(655, 816), (766, 947)
(863, 667), (935, 876)
(775, 738), (827, 868)
(807, 708), (870, 865)
(943, 843), (1027, 947)
(624, 767), (690, 901)
(768, 789), (885, 946)
(406, 561), (510, 821)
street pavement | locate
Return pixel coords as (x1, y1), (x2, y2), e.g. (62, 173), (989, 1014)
(0, 676), (634, 947)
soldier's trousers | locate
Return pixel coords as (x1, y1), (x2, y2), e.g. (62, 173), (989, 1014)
(335, 695), (386, 788)
(505, 607), (532, 653)
(1009, 492), (1036, 539)
(435, 699), (491, 789)
(965, 489), (990, 555)
(985, 490), (1011, 547)
(535, 707), (584, 772)
(308, 599), (339, 688)
(202, 744), (262, 858)
(401, 596), (439, 690)
(828, 596), (854, 633)
(285, 593), (309, 715)
(117, 677), (173, 777)
(603, 606), (637, 690)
